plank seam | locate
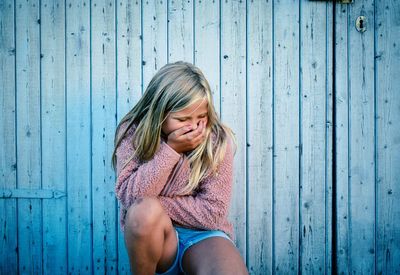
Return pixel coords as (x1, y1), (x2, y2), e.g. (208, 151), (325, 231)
(298, 0), (302, 273)
(245, 0), (249, 267)
(39, 0), (44, 269)
(14, 0), (20, 272)
(115, 0), (119, 271)
(64, 0), (69, 271)
(90, 0), (94, 272)
(271, 0), (276, 271)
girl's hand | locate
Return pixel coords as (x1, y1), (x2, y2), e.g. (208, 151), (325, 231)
(166, 121), (207, 154)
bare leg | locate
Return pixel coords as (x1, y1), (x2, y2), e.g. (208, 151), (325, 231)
(124, 197), (178, 275)
(181, 237), (248, 275)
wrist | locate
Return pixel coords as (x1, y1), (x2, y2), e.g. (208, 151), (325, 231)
(166, 141), (179, 154)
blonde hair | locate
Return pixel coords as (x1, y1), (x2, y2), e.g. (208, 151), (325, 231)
(111, 61), (236, 194)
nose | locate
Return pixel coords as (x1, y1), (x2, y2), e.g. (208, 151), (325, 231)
(190, 120), (198, 130)
(188, 120), (201, 130)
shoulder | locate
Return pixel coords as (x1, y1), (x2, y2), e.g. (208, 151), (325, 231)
(117, 121), (138, 141)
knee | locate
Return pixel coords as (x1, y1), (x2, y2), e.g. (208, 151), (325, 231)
(124, 197), (165, 238)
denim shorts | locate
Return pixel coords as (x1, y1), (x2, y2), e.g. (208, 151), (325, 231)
(155, 226), (233, 275)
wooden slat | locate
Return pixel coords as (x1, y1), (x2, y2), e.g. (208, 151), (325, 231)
(168, 0), (193, 63)
(325, 2), (334, 273)
(273, 0), (300, 272)
(91, 0), (117, 273)
(116, 0), (142, 273)
(194, 0), (220, 112)
(247, 0), (273, 273)
(376, 0), (400, 272)
(221, 0), (247, 258)
(347, 1), (376, 273)
(300, 1), (331, 273)
(334, 3), (351, 273)
(16, 0), (42, 273)
(117, 0), (142, 118)
(142, 0), (167, 90)
(66, 0), (92, 273)
(0, 0), (18, 273)
(41, 1), (67, 273)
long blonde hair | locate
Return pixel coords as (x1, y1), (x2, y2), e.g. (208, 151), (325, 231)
(111, 61), (236, 194)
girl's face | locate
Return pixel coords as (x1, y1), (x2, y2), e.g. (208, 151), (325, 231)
(161, 98), (209, 136)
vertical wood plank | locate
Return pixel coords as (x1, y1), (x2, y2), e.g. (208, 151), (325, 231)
(376, 0), (400, 272)
(15, 0), (42, 273)
(41, 0), (67, 274)
(168, 0), (194, 63)
(220, 0), (247, 258)
(334, 3), (351, 273)
(273, 0), (300, 272)
(194, 0), (220, 112)
(117, 0), (142, 118)
(66, 0), (92, 273)
(247, 0), (273, 273)
(116, 0), (142, 273)
(0, 0), (18, 273)
(300, 1), (330, 273)
(91, 0), (117, 273)
(325, 2), (334, 273)
(142, 0), (168, 90)
(348, 1), (376, 273)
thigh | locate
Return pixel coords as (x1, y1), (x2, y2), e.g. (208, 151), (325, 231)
(181, 237), (248, 275)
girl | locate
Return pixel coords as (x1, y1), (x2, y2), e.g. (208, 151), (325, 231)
(112, 61), (248, 275)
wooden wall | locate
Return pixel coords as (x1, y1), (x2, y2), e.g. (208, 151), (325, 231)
(335, 0), (400, 273)
(0, 0), (398, 274)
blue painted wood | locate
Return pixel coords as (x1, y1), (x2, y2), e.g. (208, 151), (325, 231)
(0, 0), (18, 273)
(194, 0), (220, 112)
(334, 3), (351, 273)
(221, 0), (247, 259)
(247, 0), (274, 273)
(16, 0), (43, 273)
(0, 188), (65, 199)
(116, 0), (142, 272)
(336, 1), (377, 273)
(274, 0), (300, 272)
(91, 0), (118, 273)
(168, 0), (194, 63)
(300, 1), (332, 274)
(142, 0), (168, 91)
(66, 0), (92, 273)
(376, 0), (400, 273)
(325, 3), (334, 274)
(348, 0), (376, 273)
(1, 0), (399, 274)
(41, 1), (67, 274)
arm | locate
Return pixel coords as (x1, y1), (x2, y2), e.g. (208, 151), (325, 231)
(115, 124), (182, 209)
(158, 137), (234, 230)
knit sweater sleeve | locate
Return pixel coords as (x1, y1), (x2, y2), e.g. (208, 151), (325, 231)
(115, 124), (181, 209)
(158, 137), (234, 232)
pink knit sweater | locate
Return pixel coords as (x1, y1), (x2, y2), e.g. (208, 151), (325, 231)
(114, 122), (235, 240)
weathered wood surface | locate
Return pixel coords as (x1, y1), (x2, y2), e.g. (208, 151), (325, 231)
(0, 0), (399, 274)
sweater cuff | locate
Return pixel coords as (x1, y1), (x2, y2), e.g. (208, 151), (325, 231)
(161, 140), (181, 159)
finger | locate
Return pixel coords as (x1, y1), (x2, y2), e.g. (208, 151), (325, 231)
(191, 123), (207, 143)
(187, 122), (204, 140)
(175, 125), (193, 137)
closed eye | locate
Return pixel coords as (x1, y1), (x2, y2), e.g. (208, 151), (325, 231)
(175, 114), (207, 122)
